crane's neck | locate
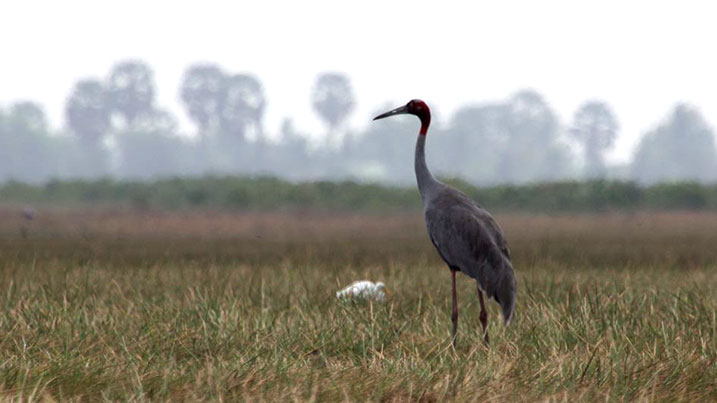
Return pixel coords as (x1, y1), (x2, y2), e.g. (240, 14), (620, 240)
(415, 130), (439, 202)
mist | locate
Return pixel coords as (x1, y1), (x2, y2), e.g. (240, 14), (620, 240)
(1, 60), (716, 185)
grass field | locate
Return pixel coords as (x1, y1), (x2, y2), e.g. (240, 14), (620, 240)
(1, 207), (716, 401)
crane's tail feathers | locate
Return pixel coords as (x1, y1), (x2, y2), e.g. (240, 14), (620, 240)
(496, 269), (517, 326)
(501, 291), (515, 325)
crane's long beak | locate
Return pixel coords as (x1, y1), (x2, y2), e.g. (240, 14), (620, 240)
(373, 105), (408, 120)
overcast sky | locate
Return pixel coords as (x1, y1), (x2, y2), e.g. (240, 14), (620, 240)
(1, 0), (715, 163)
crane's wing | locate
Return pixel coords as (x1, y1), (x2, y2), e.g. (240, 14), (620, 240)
(426, 191), (511, 268)
(425, 189), (516, 323)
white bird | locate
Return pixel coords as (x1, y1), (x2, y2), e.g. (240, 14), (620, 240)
(336, 281), (388, 301)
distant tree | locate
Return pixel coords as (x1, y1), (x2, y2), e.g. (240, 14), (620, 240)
(116, 108), (184, 178)
(311, 73), (355, 147)
(351, 104), (417, 183)
(0, 102), (53, 182)
(220, 74), (266, 141)
(632, 104), (717, 184)
(280, 118), (298, 141)
(66, 79), (111, 147)
(507, 90), (558, 144)
(180, 64), (225, 138)
(130, 108), (177, 135)
(7, 102), (47, 133)
(66, 79), (112, 176)
(436, 104), (509, 184)
(271, 118), (311, 179)
(498, 90), (571, 183)
(106, 60), (155, 127)
(570, 101), (619, 179)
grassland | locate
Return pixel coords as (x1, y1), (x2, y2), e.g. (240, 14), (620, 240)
(0, 207), (716, 401)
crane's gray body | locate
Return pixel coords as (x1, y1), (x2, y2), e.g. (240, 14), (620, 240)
(415, 134), (517, 324)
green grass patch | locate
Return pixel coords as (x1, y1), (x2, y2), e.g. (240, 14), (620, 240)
(0, 210), (715, 400)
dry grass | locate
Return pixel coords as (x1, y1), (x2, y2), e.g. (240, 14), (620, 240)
(0, 207), (716, 401)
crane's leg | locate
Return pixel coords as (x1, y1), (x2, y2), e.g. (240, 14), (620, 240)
(477, 286), (490, 345)
(451, 269), (458, 348)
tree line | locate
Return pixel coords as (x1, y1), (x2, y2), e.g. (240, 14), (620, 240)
(1, 59), (716, 185)
(3, 177), (716, 213)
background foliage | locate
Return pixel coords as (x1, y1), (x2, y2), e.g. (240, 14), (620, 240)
(2, 60), (716, 186)
(3, 177), (717, 213)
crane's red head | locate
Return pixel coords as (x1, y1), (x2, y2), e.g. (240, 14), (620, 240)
(373, 99), (431, 135)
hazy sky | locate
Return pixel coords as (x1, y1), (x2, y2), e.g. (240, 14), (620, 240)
(1, 0), (715, 163)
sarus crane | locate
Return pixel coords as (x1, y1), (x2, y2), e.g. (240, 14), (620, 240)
(373, 99), (517, 347)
